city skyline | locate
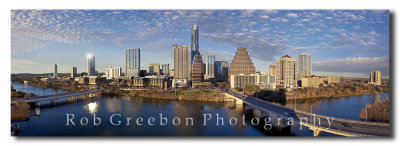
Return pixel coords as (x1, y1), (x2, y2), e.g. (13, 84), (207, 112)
(11, 10), (390, 78)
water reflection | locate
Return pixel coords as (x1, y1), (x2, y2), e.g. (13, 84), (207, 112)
(86, 102), (98, 114)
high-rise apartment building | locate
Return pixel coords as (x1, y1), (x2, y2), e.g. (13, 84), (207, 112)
(71, 67), (77, 78)
(87, 54), (96, 76)
(269, 64), (276, 76)
(369, 70), (381, 85)
(105, 67), (122, 79)
(191, 25), (199, 63)
(162, 64), (170, 75)
(298, 53), (312, 79)
(215, 61), (229, 82)
(276, 55), (298, 88)
(327, 76), (340, 84)
(53, 64), (58, 78)
(174, 44), (191, 80)
(205, 52), (215, 79)
(149, 64), (160, 75)
(228, 47), (256, 81)
(125, 48), (140, 77)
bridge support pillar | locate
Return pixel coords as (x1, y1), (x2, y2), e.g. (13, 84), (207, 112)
(278, 116), (291, 133)
(245, 104), (255, 115)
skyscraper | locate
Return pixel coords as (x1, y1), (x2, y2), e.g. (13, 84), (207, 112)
(215, 61), (229, 82)
(228, 47), (256, 81)
(53, 64), (58, 78)
(191, 52), (204, 83)
(149, 64), (160, 75)
(71, 67), (77, 78)
(105, 67), (121, 79)
(298, 53), (312, 78)
(87, 54), (96, 76)
(191, 25), (199, 63)
(276, 55), (298, 88)
(162, 64), (170, 75)
(174, 44), (191, 80)
(369, 70), (382, 85)
(126, 48), (140, 77)
(205, 52), (215, 79)
(269, 64), (276, 76)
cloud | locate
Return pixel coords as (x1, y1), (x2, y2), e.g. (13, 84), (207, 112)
(286, 13), (298, 18)
(202, 32), (288, 62)
(313, 56), (389, 76)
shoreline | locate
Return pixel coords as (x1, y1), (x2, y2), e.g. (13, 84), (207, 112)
(286, 91), (389, 100)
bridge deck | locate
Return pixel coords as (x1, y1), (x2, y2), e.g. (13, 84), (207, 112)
(225, 91), (390, 137)
(11, 89), (101, 104)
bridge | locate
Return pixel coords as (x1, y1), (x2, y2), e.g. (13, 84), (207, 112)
(11, 89), (102, 105)
(224, 90), (390, 137)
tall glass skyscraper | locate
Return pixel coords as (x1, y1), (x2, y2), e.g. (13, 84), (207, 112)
(298, 53), (311, 79)
(125, 48), (140, 77)
(205, 52), (215, 77)
(87, 54), (96, 76)
(191, 25), (199, 63)
(53, 64), (57, 78)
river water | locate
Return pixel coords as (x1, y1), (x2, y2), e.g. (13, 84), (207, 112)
(11, 82), (390, 136)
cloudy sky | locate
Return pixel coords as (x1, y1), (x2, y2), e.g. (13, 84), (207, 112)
(11, 10), (390, 78)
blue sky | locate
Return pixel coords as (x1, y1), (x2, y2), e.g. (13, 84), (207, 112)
(11, 10), (390, 78)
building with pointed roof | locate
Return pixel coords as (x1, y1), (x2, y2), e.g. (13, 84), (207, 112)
(228, 47), (256, 81)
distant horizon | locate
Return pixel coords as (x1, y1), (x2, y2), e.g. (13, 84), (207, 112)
(11, 10), (390, 78)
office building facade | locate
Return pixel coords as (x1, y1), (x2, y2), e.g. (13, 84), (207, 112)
(191, 52), (204, 83)
(230, 73), (276, 89)
(53, 64), (57, 78)
(369, 71), (381, 85)
(205, 52), (215, 79)
(105, 67), (122, 79)
(87, 54), (96, 76)
(174, 44), (191, 80)
(71, 67), (77, 78)
(298, 53), (312, 79)
(215, 61), (229, 82)
(269, 64), (276, 76)
(162, 64), (170, 75)
(228, 47), (256, 81)
(276, 55), (298, 88)
(191, 25), (199, 63)
(125, 48), (140, 77)
(149, 64), (160, 75)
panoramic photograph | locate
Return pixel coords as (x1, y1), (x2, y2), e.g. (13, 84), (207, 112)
(10, 10), (390, 136)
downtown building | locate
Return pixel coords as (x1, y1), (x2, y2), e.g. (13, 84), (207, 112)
(205, 52), (215, 80)
(191, 52), (205, 88)
(301, 76), (324, 88)
(369, 70), (382, 85)
(327, 76), (340, 84)
(105, 67), (122, 79)
(125, 48), (140, 77)
(230, 73), (276, 89)
(87, 54), (96, 76)
(173, 44), (191, 87)
(298, 53), (312, 79)
(149, 63), (160, 75)
(269, 64), (276, 76)
(214, 61), (229, 82)
(276, 55), (298, 88)
(53, 64), (58, 78)
(162, 63), (170, 75)
(228, 47), (256, 82)
(191, 25), (199, 63)
(71, 67), (77, 78)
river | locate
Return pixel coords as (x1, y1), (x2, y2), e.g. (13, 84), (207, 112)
(11, 82), (390, 136)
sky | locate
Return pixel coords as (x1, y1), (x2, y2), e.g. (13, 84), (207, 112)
(11, 10), (390, 78)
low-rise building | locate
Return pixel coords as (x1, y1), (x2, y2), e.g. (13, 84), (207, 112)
(89, 77), (107, 85)
(78, 77), (89, 84)
(301, 76), (324, 88)
(327, 76), (340, 84)
(230, 73), (276, 89)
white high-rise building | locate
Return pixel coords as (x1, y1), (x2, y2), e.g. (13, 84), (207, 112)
(298, 53), (312, 79)
(174, 44), (191, 80)
(205, 52), (215, 78)
(276, 55), (298, 88)
(126, 48), (140, 77)
(105, 67), (122, 79)
(87, 54), (96, 76)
